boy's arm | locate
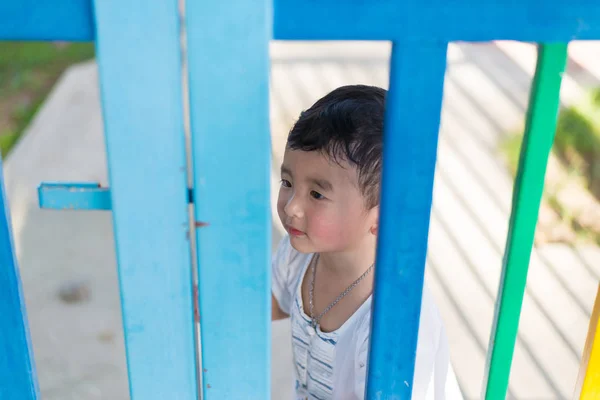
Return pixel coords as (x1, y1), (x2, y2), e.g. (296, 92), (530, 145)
(272, 293), (289, 321)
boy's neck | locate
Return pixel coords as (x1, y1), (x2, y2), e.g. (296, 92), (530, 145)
(317, 235), (377, 279)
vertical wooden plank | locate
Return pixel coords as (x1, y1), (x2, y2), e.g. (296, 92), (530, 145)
(186, 0), (271, 398)
(366, 41), (448, 399)
(0, 156), (39, 400)
(92, 1), (198, 399)
(573, 285), (600, 399)
(483, 43), (568, 400)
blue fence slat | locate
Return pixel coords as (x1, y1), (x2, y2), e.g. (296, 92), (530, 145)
(0, 0), (93, 41)
(38, 184), (195, 211)
(274, 0), (600, 42)
(4, 0), (600, 43)
(0, 156), (40, 400)
(4, 0), (600, 44)
(367, 41), (448, 399)
(38, 183), (111, 210)
(186, 0), (272, 398)
(92, 1), (198, 399)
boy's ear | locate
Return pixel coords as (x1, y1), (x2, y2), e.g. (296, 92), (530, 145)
(370, 225), (378, 235)
(369, 206), (379, 235)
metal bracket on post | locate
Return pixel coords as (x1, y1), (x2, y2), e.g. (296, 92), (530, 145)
(38, 182), (194, 211)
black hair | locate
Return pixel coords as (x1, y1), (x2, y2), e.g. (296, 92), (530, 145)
(286, 85), (386, 209)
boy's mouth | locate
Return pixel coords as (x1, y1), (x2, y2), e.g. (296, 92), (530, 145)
(287, 226), (305, 237)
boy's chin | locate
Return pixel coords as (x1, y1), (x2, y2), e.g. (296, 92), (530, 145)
(288, 235), (315, 254)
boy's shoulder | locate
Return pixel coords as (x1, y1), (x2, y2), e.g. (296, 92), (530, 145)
(273, 234), (445, 337)
(273, 235), (312, 274)
(272, 235), (312, 287)
(418, 284), (446, 351)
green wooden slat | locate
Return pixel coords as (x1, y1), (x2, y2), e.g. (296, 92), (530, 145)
(483, 43), (568, 399)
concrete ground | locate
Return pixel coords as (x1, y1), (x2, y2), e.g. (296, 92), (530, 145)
(4, 41), (600, 399)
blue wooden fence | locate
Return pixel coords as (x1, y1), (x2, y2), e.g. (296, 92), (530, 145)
(93, 1), (199, 398)
(0, 156), (39, 399)
(186, 1), (272, 398)
(1, 0), (600, 399)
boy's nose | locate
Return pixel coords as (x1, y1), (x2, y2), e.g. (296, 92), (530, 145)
(284, 194), (303, 219)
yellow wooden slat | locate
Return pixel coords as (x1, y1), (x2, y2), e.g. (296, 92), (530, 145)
(574, 284), (600, 399)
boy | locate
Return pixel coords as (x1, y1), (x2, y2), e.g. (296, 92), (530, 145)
(271, 85), (455, 399)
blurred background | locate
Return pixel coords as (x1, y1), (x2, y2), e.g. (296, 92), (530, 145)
(2, 39), (600, 399)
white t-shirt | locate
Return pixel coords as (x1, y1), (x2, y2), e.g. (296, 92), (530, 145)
(272, 236), (459, 400)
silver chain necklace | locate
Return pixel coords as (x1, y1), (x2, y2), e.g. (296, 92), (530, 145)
(308, 254), (375, 329)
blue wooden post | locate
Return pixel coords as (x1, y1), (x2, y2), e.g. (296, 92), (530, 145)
(92, 1), (198, 398)
(274, 0), (600, 42)
(186, 0), (272, 398)
(0, 156), (40, 400)
(0, 0), (93, 41)
(366, 42), (448, 398)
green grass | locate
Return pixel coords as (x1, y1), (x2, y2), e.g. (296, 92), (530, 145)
(0, 130), (20, 156)
(499, 132), (522, 177)
(553, 91), (600, 198)
(499, 87), (600, 244)
(0, 42), (94, 157)
(593, 87), (600, 107)
(502, 88), (600, 190)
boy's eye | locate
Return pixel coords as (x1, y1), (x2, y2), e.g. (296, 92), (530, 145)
(281, 179), (292, 188)
(310, 191), (325, 200)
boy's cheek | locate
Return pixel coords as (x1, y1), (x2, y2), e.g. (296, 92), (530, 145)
(309, 216), (350, 246)
(276, 196), (288, 222)
(276, 201), (284, 221)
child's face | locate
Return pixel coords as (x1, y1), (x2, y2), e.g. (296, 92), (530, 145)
(278, 148), (378, 254)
